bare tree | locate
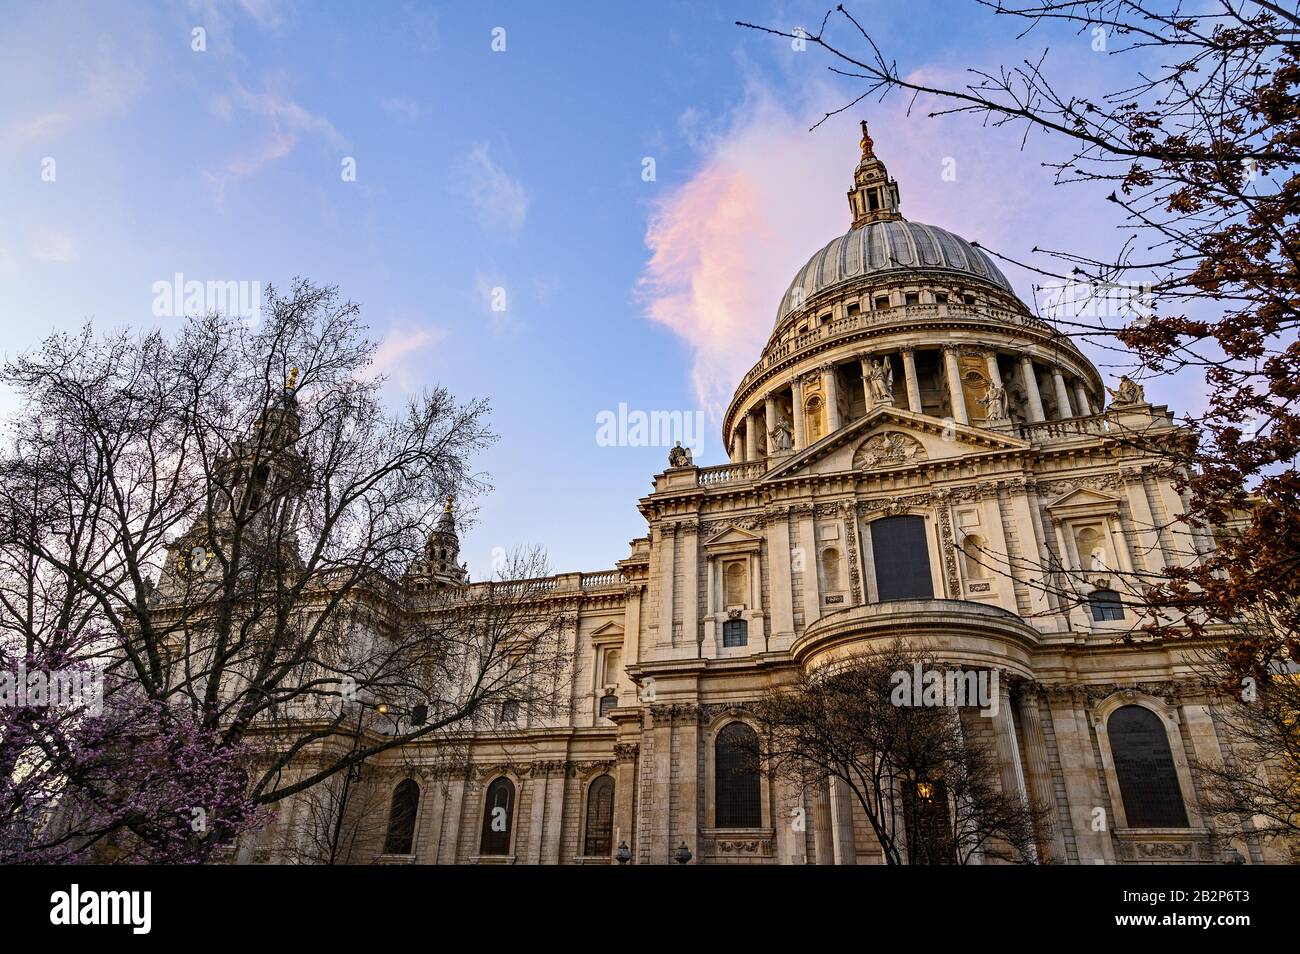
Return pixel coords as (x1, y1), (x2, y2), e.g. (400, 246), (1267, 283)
(0, 280), (572, 861)
(748, 643), (1044, 864)
(1189, 608), (1300, 860)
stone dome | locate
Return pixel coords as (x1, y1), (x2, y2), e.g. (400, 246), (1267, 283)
(774, 219), (1014, 328)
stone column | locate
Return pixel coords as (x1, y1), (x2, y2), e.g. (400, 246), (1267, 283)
(799, 510), (820, 627)
(990, 676), (1031, 812)
(437, 776), (466, 864)
(767, 507), (794, 644)
(657, 523), (676, 648)
(613, 743), (639, 861)
(1074, 382), (1092, 416)
(943, 346), (969, 425)
(1010, 479), (1060, 629)
(829, 775), (857, 865)
(681, 521), (699, 652)
(649, 706), (673, 864)
(744, 412), (758, 461)
(791, 376), (805, 449)
(675, 707), (700, 859)
(1121, 467), (1166, 573)
(823, 363), (842, 430)
(811, 779), (835, 864)
(774, 778), (809, 865)
(764, 392), (777, 456)
(901, 347), (922, 413)
(1047, 689), (1115, 862)
(1016, 685), (1067, 863)
(730, 431), (742, 463)
(1052, 367), (1074, 420)
(1019, 356), (1046, 422)
(984, 350), (1003, 389)
(526, 771), (548, 863)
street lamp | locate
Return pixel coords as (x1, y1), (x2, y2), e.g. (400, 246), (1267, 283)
(615, 841), (631, 865)
(673, 841), (692, 865)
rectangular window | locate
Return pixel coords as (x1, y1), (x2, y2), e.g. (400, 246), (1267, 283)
(871, 515), (935, 601)
(905, 292), (920, 306)
(722, 618), (748, 647)
(874, 297), (890, 310)
(846, 302), (860, 316)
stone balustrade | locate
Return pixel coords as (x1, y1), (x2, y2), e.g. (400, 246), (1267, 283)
(696, 460), (767, 487)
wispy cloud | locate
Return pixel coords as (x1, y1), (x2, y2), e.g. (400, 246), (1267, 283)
(368, 324), (446, 392)
(460, 143), (528, 239)
(31, 229), (79, 264)
(2, 34), (145, 148)
(205, 81), (348, 191)
(380, 97), (422, 122)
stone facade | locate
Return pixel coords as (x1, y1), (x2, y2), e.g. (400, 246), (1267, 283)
(239, 125), (1280, 866)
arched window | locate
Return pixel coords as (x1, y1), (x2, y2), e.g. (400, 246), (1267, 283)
(383, 779), (420, 855)
(805, 395), (825, 444)
(961, 534), (988, 580)
(1107, 706), (1188, 828)
(1089, 589), (1125, 621)
(598, 694), (617, 719)
(870, 515), (934, 601)
(722, 618), (748, 647)
(821, 547), (842, 590)
(479, 777), (516, 855)
(583, 775), (615, 856)
(715, 723), (761, 828)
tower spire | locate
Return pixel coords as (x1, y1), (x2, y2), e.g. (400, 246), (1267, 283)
(848, 118), (902, 228)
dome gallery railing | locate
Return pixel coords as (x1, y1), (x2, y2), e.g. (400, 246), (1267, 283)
(737, 303), (1057, 395)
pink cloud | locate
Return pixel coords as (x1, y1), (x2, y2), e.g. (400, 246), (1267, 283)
(639, 63), (1211, 427)
(639, 93), (854, 419)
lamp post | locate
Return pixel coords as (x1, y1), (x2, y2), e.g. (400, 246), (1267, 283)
(673, 840), (692, 865)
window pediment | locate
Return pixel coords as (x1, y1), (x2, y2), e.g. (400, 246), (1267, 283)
(1046, 487), (1123, 518)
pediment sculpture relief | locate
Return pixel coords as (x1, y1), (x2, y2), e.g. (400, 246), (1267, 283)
(852, 431), (927, 471)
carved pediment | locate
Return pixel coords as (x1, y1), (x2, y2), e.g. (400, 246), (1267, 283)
(760, 405), (1027, 483)
(852, 431), (927, 471)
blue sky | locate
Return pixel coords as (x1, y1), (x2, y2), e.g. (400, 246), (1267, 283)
(0, 1), (1195, 576)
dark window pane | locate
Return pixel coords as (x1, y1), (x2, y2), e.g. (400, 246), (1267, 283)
(383, 779), (420, 855)
(1107, 706), (1188, 828)
(598, 694), (617, 718)
(871, 515), (934, 601)
(1089, 589), (1125, 621)
(583, 775), (615, 856)
(722, 618), (748, 647)
(480, 777), (515, 855)
(902, 779), (953, 864)
(715, 723), (761, 828)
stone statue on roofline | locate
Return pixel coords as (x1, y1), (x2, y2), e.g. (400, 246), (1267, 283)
(667, 442), (693, 468)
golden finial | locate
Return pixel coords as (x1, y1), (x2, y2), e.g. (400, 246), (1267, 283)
(286, 367), (299, 391)
(444, 495), (455, 512)
(859, 120), (874, 158)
